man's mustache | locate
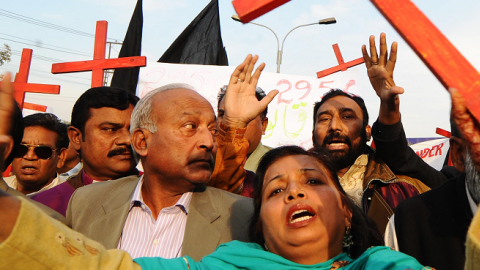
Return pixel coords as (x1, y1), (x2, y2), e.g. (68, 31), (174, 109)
(107, 147), (132, 157)
(321, 132), (352, 148)
(188, 153), (215, 170)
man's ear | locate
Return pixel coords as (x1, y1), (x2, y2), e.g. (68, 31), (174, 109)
(450, 136), (466, 173)
(56, 148), (67, 169)
(261, 117), (268, 135)
(68, 126), (82, 151)
(365, 124), (372, 142)
(132, 129), (149, 157)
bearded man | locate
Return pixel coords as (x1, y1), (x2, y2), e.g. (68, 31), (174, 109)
(311, 89), (429, 234)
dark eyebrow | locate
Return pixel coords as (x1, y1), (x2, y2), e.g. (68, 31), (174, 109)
(317, 108), (358, 117)
(265, 168), (322, 184)
(99, 122), (123, 127)
(267, 174), (284, 184)
(317, 109), (333, 117)
(338, 107), (357, 116)
(300, 168), (319, 172)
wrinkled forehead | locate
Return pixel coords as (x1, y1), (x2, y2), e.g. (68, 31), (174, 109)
(153, 89), (216, 120)
(22, 126), (58, 146)
(317, 96), (364, 119)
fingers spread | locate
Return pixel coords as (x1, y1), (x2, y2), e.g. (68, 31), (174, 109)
(362, 45), (372, 69)
(245, 55), (258, 83)
(238, 54), (253, 81)
(386, 41), (398, 72)
(260, 90), (279, 109)
(369, 35), (378, 64)
(229, 62), (246, 85)
(250, 62), (265, 87)
(379, 32), (388, 66)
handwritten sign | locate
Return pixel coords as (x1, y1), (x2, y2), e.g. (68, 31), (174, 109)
(138, 62), (364, 149)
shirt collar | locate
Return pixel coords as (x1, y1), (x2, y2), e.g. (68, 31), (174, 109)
(130, 176), (193, 215)
(60, 162), (83, 177)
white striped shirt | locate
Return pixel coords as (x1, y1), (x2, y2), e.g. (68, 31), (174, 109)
(117, 176), (193, 259)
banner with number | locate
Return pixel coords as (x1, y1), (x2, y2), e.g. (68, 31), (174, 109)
(138, 62), (365, 149)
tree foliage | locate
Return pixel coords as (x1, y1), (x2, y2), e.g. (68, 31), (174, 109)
(0, 44), (11, 66)
(0, 44), (11, 80)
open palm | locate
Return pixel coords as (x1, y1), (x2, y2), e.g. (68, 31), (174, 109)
(362, 33), (402, 102)
(223, 54), (278, 128)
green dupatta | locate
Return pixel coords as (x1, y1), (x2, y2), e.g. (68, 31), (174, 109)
(135, 240), (431, 270)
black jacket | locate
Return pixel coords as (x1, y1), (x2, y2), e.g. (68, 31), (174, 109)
(394, 174), (472, 270)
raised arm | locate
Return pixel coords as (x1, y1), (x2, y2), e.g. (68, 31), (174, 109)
(0, 73), (14, 173)
(363, 34), (447, 188)
(0, 73), (22, 244)
(362, 33), (402, 125)
(209, 55), (278, 193)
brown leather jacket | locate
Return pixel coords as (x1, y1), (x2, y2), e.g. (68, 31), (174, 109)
(361, 148), (430, 234)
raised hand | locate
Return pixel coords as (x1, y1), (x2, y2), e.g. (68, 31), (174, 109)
(362, 33), (403, 102)
(0, 73), (14, 172)
(222, 54), (278, 128)
(362, 33), (403, 124)
(450, 88), (480, 173)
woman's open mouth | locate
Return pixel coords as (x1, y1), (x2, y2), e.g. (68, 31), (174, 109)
(286, 204), (317, 227)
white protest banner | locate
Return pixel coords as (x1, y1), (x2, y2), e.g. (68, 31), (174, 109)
(410, 138), (450, 170)
(138, 62), (365, 149)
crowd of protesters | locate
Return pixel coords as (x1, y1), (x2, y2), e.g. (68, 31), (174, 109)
(1, 33), (480, 270)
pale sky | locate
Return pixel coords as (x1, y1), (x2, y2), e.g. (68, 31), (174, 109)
(1, 0), (479, 138)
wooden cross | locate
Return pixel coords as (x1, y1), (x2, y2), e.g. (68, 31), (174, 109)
(23, 103), (47, 112)
(52, 21), (147, 88)
(232, 0), (480, 123)
(2, 48), (61, 110)
(369, 0), (480, 122)
(316, 44), (364, 79)
(232, 0), (290, 23)
(436, 127), (451, 138)
(436, 127), (453, 166)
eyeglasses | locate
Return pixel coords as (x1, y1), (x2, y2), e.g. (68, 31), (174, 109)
(16, 143), (58, 160)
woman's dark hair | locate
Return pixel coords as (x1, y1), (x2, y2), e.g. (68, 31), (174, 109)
(249, 145), (383, 259)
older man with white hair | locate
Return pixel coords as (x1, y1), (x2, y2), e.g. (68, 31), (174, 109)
(66, 55), (277, 260)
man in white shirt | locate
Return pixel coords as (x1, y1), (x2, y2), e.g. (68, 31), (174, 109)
(67, 55), (277, 260)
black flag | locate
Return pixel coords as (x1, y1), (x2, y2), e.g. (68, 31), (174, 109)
(110, 0), (143, 94)
(158, 0), (228, 65)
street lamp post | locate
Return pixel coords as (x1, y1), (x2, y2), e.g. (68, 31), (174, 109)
(232, 15), (336, 73)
